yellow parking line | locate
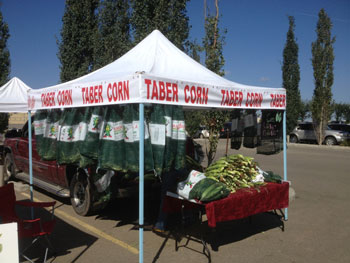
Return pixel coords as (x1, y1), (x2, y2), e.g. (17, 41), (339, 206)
(21, 193), (139, 255)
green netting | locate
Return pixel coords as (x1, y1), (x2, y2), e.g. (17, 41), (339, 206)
(149, 104), (166, 175)
(123, 104), (154, 173)
(41, 109), (61, 160)
(173, 106), (186, 170)
(57, 108), (86, 164)
(33, 110), (47, 158)
(163, 105), (174, 172)
(98, 106), (125, 171)
(80, 106), (104, 160)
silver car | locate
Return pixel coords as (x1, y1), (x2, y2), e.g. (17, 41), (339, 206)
(289, 122), (350, 145)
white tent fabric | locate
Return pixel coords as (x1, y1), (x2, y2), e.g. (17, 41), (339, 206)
(28, 30), (286, 111)
(0, 77), (31, 112)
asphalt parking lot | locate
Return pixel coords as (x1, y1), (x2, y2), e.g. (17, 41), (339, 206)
(11, 140), (350, 262)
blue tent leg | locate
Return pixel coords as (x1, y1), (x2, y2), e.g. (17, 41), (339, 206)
(283, 110), (288, 220)
(139, 103), (145, 263)
(28, 111), (34, 218)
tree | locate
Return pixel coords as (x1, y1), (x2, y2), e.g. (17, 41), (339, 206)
(93, 0), (131, 70)
(282, 16), (301, 133)
(333, 103), (344, 122)
(130, 0), (190, 50)
(311, 9), (335, 144)
(0, 9), (10, 132)
(343, 104), (350, 123)
(58, 0), (99, 82)
(300, 100), (311, 122)
(203, 0), (225, 76)
(184, 110), (203, 138)
(334, 102), (350, 123)
(202, 0), (228, 166)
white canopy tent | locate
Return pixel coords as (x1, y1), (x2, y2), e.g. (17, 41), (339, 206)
(28, 30), (287, 262)
(0, 77), (31, 113)
(28, 30), (286, 111)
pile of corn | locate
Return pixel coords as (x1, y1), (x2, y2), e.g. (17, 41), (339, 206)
(204, 154), (264, 193)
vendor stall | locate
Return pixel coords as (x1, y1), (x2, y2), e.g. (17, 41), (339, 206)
(27, 30), (287, 263)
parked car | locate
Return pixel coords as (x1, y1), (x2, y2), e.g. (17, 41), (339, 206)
(193, 126), (209, 138)
(328, 123), (350, 133)
(289, 122), (350, 145)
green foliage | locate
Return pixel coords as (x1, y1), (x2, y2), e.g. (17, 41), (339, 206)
(202, 1), (228, 166)
(333, 103), (350, 122)
(0, 10), (10, 132)
(0, 10), (10, 86)
(344, 104), (350, 123)
(130, 0), (190, 50)
(311, 9), (335, 144)
(203, 14), (226, 76)
(58, 0), (99, 82)
(93, 0), (131, 70)
(185, 39), (202, 63)
(282, 16), (301, 133)
(339, 140), (350, 147)
(203, 110), (229, 166)
(184, 110), (204, 138)
(299, 100), (311, 121)
(0, 113), (8, 133)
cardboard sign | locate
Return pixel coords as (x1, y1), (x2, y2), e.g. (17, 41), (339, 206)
(0, 222), (19, 263)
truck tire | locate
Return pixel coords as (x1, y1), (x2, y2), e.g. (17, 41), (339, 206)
(70, 172), (93, 216)
(3, 153), (15, 183)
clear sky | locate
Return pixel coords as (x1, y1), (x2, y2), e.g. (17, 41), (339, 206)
(1, 0), (349, 103)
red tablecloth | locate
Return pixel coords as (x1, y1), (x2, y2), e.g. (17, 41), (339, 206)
(163, 182), (289, 228)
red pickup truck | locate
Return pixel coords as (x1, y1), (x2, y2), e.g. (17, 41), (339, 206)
(2, 122), (138, 216)
(2, 120), (199, 217)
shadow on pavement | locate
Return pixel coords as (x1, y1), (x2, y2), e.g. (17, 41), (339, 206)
(95, 182), (162, 229)
(206, 212), (285, 251)
(16, 199), (98, 263)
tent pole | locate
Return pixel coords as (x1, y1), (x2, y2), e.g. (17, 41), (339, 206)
(28, 110), (34, 218)
(139, 102), (145, 263)
(283, 110), (288, 220)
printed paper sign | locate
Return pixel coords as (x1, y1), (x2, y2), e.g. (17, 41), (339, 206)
(88, 114), (102, 133)
(149, 124), (166, 145)
(44, 121), (59, 139)
(165, 116), (172, 137)
(33, 119), (46, 135)
(59, 122), (87, 142)
(101, 121), (124, 141)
